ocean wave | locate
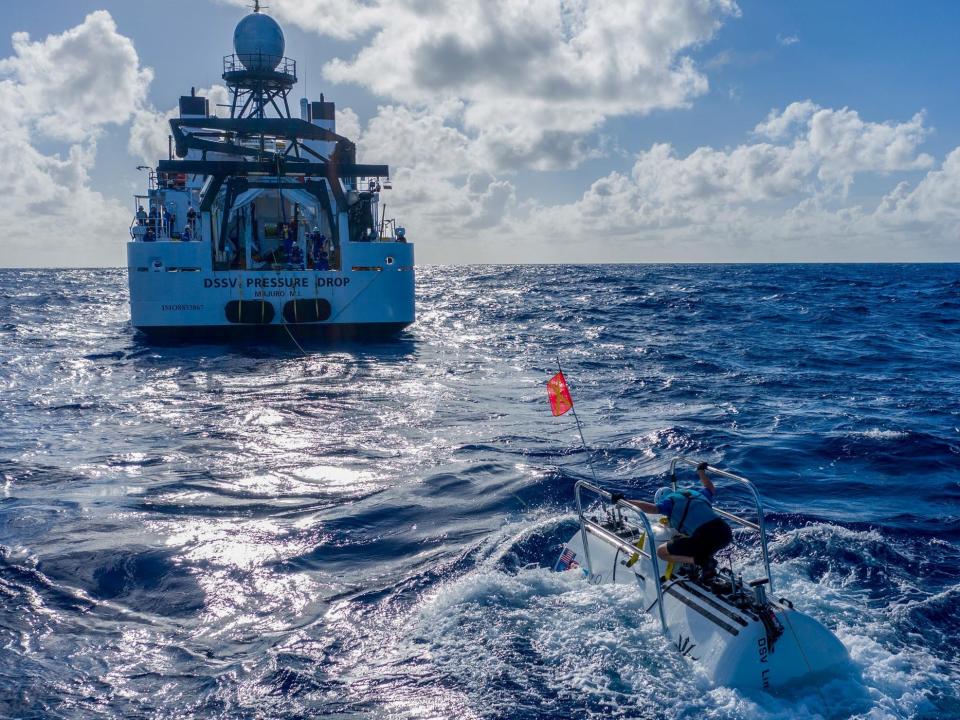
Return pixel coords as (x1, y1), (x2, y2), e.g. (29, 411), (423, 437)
(328, 516), (958, 719)
(0, 264), (958, 718)
(850, 429), (909, 440)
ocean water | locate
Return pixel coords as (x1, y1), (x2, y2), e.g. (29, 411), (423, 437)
(0, 264), (958, 720)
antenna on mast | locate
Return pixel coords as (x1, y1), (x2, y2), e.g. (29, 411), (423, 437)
(252, 0), (268, 12)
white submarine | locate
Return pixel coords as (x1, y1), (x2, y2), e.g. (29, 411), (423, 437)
(126, 3), (414, 342)
(555, 457), (850, 690)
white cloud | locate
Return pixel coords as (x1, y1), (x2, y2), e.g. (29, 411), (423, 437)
(558, 101), (934, 222)
(517, 102), (952, 261)
(223, 0), (383, 41)
(461, 175), (518, 230)
(753, 100), (819, 140)
(629, 141), (815, 204)
(342, 104), (519, 256)
(222, 0), (740, 170)
(333, 106), (361, 145)
(0, 12), (154, 267)
(5, 6), (949, 267)
(875, 148), (960, 232)
(777, 33), (799, 46)
(0, 11), (152, 143)
(808, 107), (932, 187)
(753, 102), (934, 190)
(340, 96), (952, 261)
(355, 102), (478, 175)
(128, 105), (176, 167)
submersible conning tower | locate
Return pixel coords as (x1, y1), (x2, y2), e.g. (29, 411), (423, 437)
(127, 4), (414, 341)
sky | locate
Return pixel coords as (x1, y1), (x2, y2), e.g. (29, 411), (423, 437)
(1, 0), (959, 267)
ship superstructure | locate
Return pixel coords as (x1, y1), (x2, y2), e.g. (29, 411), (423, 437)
(127, 6), (414, 341)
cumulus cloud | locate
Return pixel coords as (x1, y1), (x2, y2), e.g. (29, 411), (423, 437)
(753, 100), (819, 140)
(221, 0), (740, 170)
(519, 102), (952, 261)
(342, 104), (519, 256)
(6, 5), (948, 267)
(755, 101), (934, 189)
(224, 0), (383, 41)
(0, 11), (152, 143)
(629, 141), (814, 204)
(128, 104), (178, 167)
(0, 12), (153, 267)
(565, 101), (934, 222)
(355, 102), (478, 175)
(334, 94), (952, 261)
(333, 106), (361, 145)
(875, 148), (960, 234)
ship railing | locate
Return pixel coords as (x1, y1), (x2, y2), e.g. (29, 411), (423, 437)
(669, 457), (774, 592)
(129, 217), (195, 243)
(574, 480), (669, 633)
(223, 53), (296, 78)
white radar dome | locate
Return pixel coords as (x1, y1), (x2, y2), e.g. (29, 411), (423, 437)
(233, 13), (285, 71)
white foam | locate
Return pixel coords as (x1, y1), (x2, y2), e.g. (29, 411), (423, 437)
(330, 519), (954, 718)
(852, 429), (909, 440)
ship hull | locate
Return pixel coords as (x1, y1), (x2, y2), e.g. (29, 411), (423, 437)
(134, 321), (409, 344)
(127, 241), (415, 344)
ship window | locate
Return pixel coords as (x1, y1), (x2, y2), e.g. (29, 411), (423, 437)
(351, 266), (383, 272)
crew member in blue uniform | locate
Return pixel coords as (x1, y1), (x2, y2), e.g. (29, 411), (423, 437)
(281, 223), (295, 264)
(290, 243), (304, 269)
(166, 204), (177, 238)
(627, 463), (732, 576)
(315, 247), (329, 271)
(311, 230), (330, 270)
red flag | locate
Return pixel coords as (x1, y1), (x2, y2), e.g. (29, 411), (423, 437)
(547, 371), (574, 417)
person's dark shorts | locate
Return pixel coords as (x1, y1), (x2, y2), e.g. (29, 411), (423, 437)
(667, 518), (732, 566)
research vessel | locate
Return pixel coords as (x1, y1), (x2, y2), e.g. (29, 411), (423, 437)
(127, 4), (414, 341)
(556, 457), (850, 690)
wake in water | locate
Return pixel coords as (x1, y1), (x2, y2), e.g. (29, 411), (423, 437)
(304, 514), (955, 720)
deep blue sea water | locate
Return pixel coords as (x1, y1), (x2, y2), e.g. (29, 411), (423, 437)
(0, 264), (958, 719)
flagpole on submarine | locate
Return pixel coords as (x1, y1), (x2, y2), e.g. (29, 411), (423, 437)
(556, 357), (600, 485)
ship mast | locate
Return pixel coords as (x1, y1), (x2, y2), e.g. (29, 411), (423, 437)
(223, 6), (290, 122)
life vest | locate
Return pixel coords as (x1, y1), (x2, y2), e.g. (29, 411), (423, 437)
(667, 490), (717, 535)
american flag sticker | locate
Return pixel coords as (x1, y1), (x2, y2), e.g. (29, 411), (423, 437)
(555, 547), (579, 572)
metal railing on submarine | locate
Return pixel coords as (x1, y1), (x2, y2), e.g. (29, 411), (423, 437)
(669, 457), (774, 592)
(573, 456), (774, 635)
(574, 480), (669, 632)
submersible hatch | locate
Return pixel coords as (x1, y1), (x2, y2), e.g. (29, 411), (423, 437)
(126, 2), (414, 342)
(555, 457), (850, 690)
